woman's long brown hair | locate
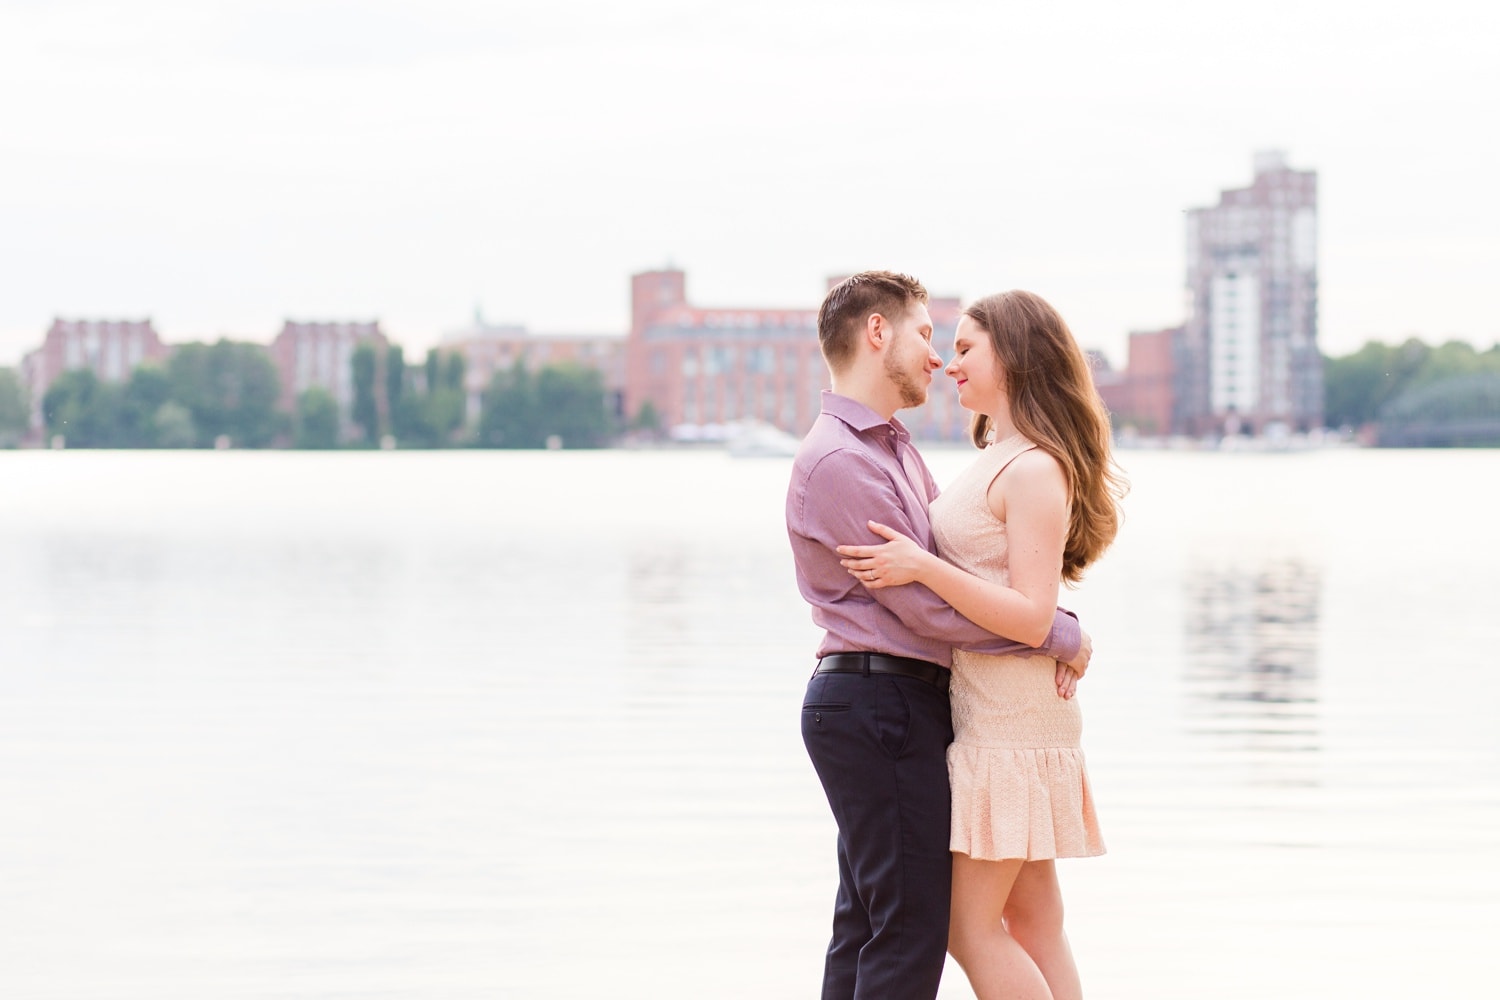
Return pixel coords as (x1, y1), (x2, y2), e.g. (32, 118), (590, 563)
(965, 290), (1127, 583)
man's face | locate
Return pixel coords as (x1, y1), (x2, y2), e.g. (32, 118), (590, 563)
(882, 301), (940, 409)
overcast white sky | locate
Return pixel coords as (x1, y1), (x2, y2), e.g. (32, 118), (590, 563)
(2, 0), (1496, 368)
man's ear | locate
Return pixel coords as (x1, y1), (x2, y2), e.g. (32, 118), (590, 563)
(864, 312), (886, 350)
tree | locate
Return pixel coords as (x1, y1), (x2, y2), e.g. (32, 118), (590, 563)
(1323, 339), (1428, 429)
(351, 343), (380, 445)
(1377, 372), (1500, 446)
(630, 399), (664, 438)
(119, 364), (173, 447)
(386, 345), (406, 441)
(0, 367), (27, 447)
(295, 387), (340, 449)
(153, 402), (197, 448)
(423, 384), (467, 444)
(389, 348), (467, 447)
(535, 362), (612, 448)
(167, 340), (281, 447)
(388, 344), (445, 446)
(478, 361), (612, 449)
(1325, 338), (1500, 430)
(425, 348), (467, 443)
(444, 352), (465, 392)
(477, 361), (542, 448)
(42, 369), (122, 447)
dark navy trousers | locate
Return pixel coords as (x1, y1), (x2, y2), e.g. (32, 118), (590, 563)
(801, 668), (955, 1000)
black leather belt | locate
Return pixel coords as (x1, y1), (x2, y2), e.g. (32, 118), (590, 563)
(815, 652), (951, 693)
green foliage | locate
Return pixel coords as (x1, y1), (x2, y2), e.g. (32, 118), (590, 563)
(478, 362), (542, 448)
(167, 340), (281, 447)
(479, 361), (611, 448)
(43, 369), (122, 447)
(630, 399), (663, 436)
(387, 349), (447, 446)
(351, 343), (380, 445)
(425, 385), (467, 442)
(386, 345), (406, 426)
(1323, 339), (1430, 428)
(295, 387), (341, 449)
(391, 392), (425, 445)
(119, 364), (173, 446)
(387, 348), (468, 447)
(153, 402), (197, 448)
(536, 363), (612, 448)
(1382, 372), (1500, 422)
(24, 338), (621, 451)
(1326, 338), (1500, 445)
(444, 351), (465, 391)
(0, 367), (27, 446)
(42, 346), (280, 449)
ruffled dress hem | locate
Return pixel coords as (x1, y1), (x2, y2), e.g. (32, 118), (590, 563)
(947, 742), (1106, 861)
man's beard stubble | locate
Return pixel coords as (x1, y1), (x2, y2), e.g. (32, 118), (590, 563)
(884, 344), (928, 409)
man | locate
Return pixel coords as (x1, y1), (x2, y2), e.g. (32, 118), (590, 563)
(786, 271), (1090, 1000)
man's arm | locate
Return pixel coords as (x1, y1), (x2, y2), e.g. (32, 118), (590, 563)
(800, 448), (1080, 661)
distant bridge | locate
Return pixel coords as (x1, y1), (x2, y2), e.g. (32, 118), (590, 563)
(1376, 373), (1500, 447)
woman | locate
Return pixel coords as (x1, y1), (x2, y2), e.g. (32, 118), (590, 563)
(836, 290), (1125, 1000)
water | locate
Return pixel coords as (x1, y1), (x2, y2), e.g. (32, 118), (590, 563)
(2, 448), (1497, 998)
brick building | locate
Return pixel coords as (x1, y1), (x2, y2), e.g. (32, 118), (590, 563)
(20, 318), (168, 434)
(624, 269), (969, 440)
(1095, 326), (1178, 436)
(269, 320), (389, 429)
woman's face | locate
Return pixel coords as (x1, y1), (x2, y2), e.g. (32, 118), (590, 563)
(946, 315), (1006, 416)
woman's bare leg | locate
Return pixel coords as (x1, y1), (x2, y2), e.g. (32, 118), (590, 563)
(1004, 860), (1081, 1000)
(948, 853), (1053, 1000)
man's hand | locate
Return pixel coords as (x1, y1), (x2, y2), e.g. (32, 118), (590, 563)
(1056, 629), (1092, 699)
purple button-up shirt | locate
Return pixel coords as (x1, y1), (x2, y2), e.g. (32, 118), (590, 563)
(786, 391), (1082, 668)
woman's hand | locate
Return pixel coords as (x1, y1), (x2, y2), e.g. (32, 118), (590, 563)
(1056, 662), (1080, 700)
(1056, 630), (1091, 698)
(836, 520), (931, 589)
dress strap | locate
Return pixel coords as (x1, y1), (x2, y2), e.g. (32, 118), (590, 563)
(984, 438), (1039, 493)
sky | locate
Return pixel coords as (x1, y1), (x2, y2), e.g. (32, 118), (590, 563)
(2, 0), (1496, 369)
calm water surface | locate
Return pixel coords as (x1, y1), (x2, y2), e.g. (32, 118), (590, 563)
(2, 448), (1497, 998)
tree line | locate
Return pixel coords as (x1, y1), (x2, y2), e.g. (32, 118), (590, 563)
(0, 340), (617, 449)
(5, 335), (1497, 449)
(1323, 338), (1500, 445)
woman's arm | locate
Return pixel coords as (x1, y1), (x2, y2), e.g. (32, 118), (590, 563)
(836, 449), (1069, 649)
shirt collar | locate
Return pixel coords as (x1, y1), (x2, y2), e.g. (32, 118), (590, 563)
(820, 390), (912, 443)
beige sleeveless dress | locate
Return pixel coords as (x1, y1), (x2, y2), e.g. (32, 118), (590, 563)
(930, 435), (1105, 861)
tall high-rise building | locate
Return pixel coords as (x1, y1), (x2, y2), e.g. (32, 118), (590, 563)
(1178, 151), (1321, 435)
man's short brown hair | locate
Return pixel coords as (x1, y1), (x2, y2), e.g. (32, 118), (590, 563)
(817, 271), (929, 371)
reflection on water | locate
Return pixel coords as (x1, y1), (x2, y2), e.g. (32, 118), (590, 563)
(1182, 559), (1322, 782)
(2, 450), (1497, 1000)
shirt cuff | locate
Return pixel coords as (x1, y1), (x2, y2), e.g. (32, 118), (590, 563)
(1045, 608), (1082, 663)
